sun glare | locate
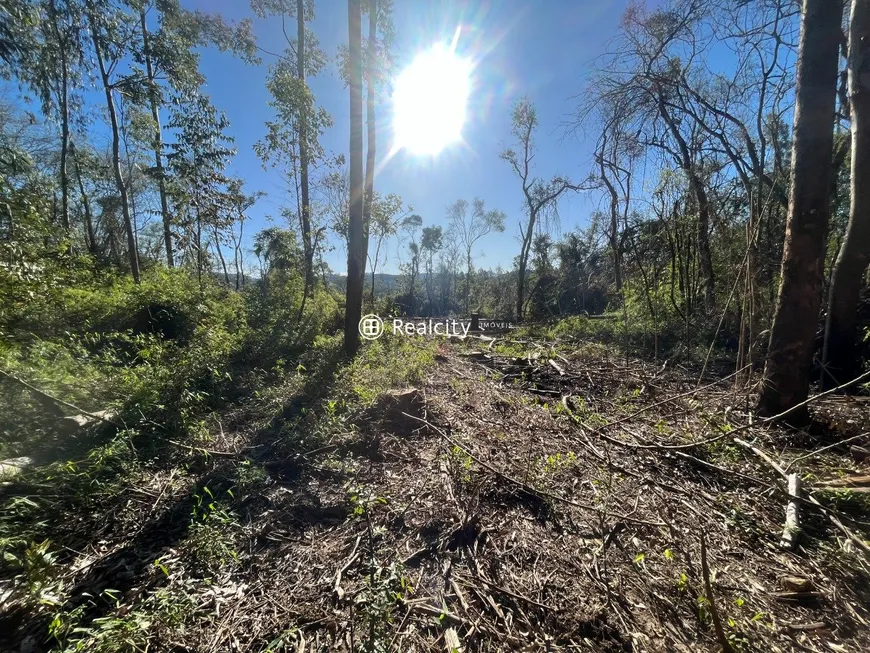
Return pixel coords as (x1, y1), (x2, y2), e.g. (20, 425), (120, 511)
(392, 43), (472, 156)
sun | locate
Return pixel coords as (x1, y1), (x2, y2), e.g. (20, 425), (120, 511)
(392, 43), (472, 156)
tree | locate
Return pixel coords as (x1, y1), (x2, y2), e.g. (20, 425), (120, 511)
(252, 0), (328, 318)
(138, 2), (172, 266)
(337, 0), (395, 318)
(140, 0), (257, 267)
(822, 0), (870, 389)
(500, 97), (576, 320)
(42, 0), (79, 236)
(758, 0), (845, 420)
(400, 213), (422, 313)
(86, 0), (140, 282)
(362, 0), (376, 291)
(367, 191), (405, 305)
(447, 197), (506, 314)
(344, 0), (365, 355)
(14, 1), (90, 240)
(166, 93), (235, 282)
(421, 225), (443, 314)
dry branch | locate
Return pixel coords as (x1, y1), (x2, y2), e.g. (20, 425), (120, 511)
(700, 531), (735, 653)
(0, 368), (122, 427)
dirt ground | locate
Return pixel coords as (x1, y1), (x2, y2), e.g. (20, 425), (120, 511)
(4, 335), (870, 652)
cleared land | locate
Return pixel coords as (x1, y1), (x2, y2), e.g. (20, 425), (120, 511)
(2, 333), (869, 652)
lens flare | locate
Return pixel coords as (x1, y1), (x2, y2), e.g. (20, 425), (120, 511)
(392, 43), (472, 156)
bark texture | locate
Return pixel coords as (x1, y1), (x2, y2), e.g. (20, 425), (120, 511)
(344, 0), (365, 355)
(758, 0), (844, 420)
(822, 0), (870, 389)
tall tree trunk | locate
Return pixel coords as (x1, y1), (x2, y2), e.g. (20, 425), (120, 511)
(516, 216), (535, 320)
(71, 143), (96, 256)
(599, 156), (623, 293)
(657, 95), (714, 308)
(296, 0), (313, 319)
(89, 12), (139, 283)
(344, 0), (365, 355)
(213, 226), (230, 285)
(49, 0), (69, 235)
(758, 0), (844, 421)
(822, 0), (870, 389)
(362, 0), (377, 292)
(465, 248), (472, 314)
(140, 7), (173, 267)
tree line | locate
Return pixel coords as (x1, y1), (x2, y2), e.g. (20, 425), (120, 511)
(1, 0), (868, 424)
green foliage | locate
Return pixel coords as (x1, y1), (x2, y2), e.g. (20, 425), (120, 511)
(343, 331), (435, 405)
(187, 488), (240, 574)
(49, 583), (198, 653)
(355, 561), (413, 653)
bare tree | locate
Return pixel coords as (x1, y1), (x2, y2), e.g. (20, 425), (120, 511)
(87, 2), (139, 283)
(447, 197), (506, 314)
(501, 97), (576, 321)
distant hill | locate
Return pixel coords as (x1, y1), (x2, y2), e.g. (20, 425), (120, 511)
(328, 272), (404, 292)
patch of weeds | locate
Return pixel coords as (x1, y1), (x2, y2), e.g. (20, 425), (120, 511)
(234, 460), (269, 493)
(186, 486), (240, 575)
(541, 451), (577, 475)
(675, 571), (690, 592)
(50, 582), (198, 653)
(264, 627), (303, 652)
(355, 561), (413, 653)
(2, 539), (65, 609)
(344, 333), (436, 406)
(698, 437), (741, 466)
(492, 341), (526, 357)
(817, 487), (870, 518)
(347, 484), (389, 519)
(566, 396), (607, 427)
(446, 445), (473, 484)
(653, 419), (673, 436)
(0, 432), (141, 584)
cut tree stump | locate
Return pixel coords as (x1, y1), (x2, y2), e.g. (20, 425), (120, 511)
(781, 473), (801, 549)
(362, 388), (425, 435)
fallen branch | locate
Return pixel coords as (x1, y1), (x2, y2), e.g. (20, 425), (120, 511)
(548, 359), (565, 376)
(785, 432), (870, 472)
(0, 369), (122, 428)
(333, 535), (361, 602)
(700, 531), (735, 653)
(165, 439), (240, 458)
(733, 438), (870, 557)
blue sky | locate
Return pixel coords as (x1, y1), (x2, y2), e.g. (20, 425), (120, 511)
(186, 0), (645, 274)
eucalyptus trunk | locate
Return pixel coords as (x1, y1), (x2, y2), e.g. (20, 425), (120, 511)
(297, 0), (313, 318)
(89, 10), (139, 283)
(822, 0), (870, 389)
(344, 0), (365, 355)
(140, 7), (174, 267)
(758, 0), (844, 420)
